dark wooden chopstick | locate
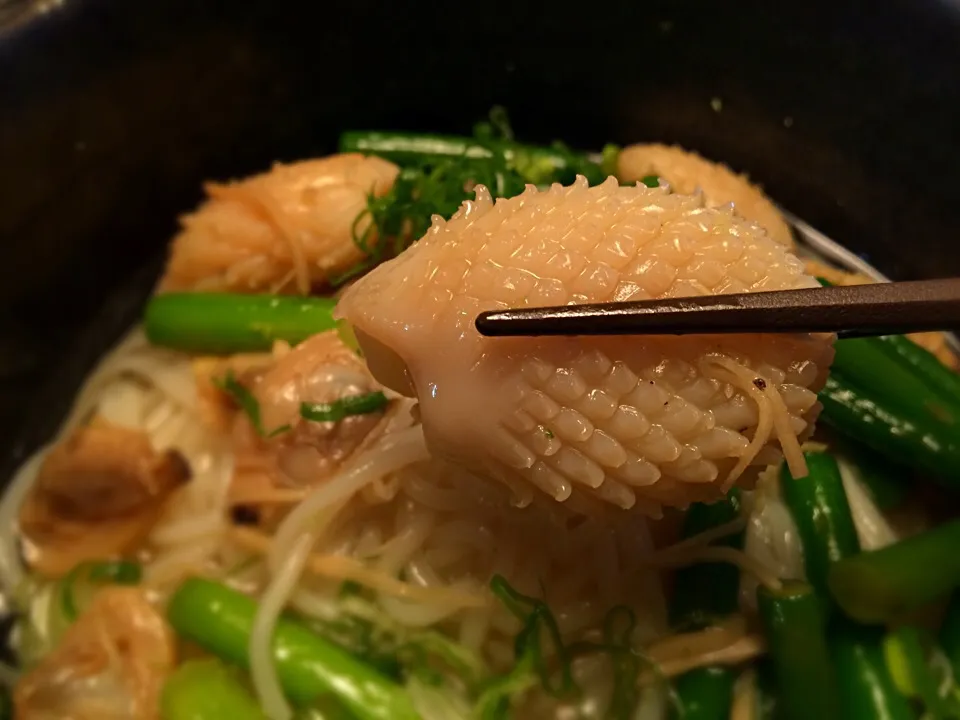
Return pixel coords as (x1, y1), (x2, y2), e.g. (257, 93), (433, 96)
(475, 278), (960, 338)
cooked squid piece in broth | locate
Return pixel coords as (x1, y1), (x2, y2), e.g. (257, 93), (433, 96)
(14, 587), (175, 720)
(616, 143), (795, 249)
(338, 177), (835, 513)
(162, 154), (399, 294)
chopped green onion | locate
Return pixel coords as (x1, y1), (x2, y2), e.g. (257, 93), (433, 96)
(300, 391), (389, 423)
(474, 652), (538, 720)
(486, 575), (654, 718)
(335, 113), (608, 283)
(305, 592), (486, 692)
(215, 371), (291, 438)
(332, 153), (528, 286)
(562, 607), (644, 719)
(61, 560), (142, 622)
(490, 574), (575, 698)
(594, 606), (642, 719)
(640, 175), (660, 188)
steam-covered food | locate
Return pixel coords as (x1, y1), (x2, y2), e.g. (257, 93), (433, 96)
(3, 113), (960, 720)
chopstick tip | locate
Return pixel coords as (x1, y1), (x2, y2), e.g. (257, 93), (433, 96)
(475, 311), (501, 336)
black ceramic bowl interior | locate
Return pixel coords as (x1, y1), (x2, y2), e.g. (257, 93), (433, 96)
(2, 0), (960, 483)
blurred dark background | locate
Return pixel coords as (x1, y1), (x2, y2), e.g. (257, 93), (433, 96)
(2, 0), (960, 479)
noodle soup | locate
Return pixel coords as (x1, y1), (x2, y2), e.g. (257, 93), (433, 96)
(4, 119), (958, 720)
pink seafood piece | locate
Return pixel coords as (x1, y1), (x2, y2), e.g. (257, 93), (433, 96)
(337, 177), (834, 513)
(162, 153), (399, 294)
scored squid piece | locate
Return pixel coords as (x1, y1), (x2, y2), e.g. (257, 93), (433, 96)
(337, 177), (834, 514)
(161, 153), (399, 294)
(616, 143), (795, 249)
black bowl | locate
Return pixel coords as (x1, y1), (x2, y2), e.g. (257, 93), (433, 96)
(2, 0), (960, 480)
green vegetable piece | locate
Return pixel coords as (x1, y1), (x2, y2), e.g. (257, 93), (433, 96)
(339, 131), (496, 165)
(832, 621), (913, 720)
(161, 659), (267, 720)
(0, 685), (11, 720)
(145, 293), (339, 354)
(558, 606), (643, 719)
(61, 560), (142, 622)
(332, 154), (527, 286)
(640, 175), (660, 188)
(940, 590), (960, 680)
(754, 659), (778, 720)
(832, 337), (960, 425)
(300, 392), (388, 423)
(828, 518), (960, 624)
(780, 452), (861, 597)
(167, 578), (419, 720)
(474, 652), (538, 720)
(819, 373), (960, 484)
(883, 625), (959, 717)
(757, 581), (840, 720)
(337, 130), (606, 186)
(600, 143), (621, 177)
(820, 274), (960, 427)
(670, 490), (744, 629)
(669, 494), (741, 720)
(216, 372), (291, 438)
(484, 576), (648, 717)
(669, 666), (735, 720)
(335, 119), (608, 283)
(598, 606), (642, 719)
(294, 697), (361, 720)
(876, 334), (960, 413)
(489, 574), (575, 698)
